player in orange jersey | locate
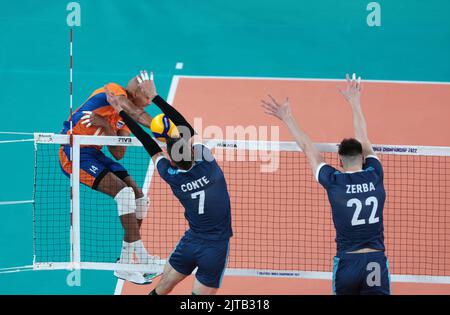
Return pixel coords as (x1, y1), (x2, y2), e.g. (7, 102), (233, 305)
(59, 71), (158, 284)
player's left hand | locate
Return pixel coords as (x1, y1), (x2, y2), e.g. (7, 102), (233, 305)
(136, 70), (157, 101)
(80, 111), (109, 128)
(261, 95), (292, 121)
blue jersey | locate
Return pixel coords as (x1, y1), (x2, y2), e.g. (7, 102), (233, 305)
(317, 155), (386, 255)
(156, 144), (233, 241)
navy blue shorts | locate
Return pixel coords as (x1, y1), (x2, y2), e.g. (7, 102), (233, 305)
(169, 234), (230, 288)
(332, 251), (391, 295)
(59, 145), (129, 190)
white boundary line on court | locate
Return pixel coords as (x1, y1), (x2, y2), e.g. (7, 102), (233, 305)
(172, 74), (450, 85)
(113, 280), (125, 295)
(141, 163), (156, 205)
(113, 75), (182, 295)
(167, 75), (181, 104)
(113, 278), (125, 295)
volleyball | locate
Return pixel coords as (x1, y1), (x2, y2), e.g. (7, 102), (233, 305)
(150, 114), (179, 142)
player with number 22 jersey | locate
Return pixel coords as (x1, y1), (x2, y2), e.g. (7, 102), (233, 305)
(262, 73), (390, 295)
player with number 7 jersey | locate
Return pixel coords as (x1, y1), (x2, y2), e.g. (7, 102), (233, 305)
(104, 71), (232, 296)
(155, 150), (232, 241)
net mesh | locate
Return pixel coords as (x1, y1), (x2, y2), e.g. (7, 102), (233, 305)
(78, 147), (150, 263)
(33, 135), (450, 279)
(34, 143), (70, 263)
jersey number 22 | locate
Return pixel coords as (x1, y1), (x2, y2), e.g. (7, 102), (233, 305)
(347, 197), (379, 226)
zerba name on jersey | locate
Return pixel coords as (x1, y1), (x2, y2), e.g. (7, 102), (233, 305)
(181, 176), (210, 192)
(346, 182), (376, 194)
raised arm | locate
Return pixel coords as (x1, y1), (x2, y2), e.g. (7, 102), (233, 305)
(102, 82), (153, 127)
(152, 95), (196, 137)
(261, 95), (324, 176)
(338, 73), (375, 157)
(105, 86), (163, 163)
(135, 71), (196, 138)
(111, 94), (153, 127)
(121, 101), (153, 127)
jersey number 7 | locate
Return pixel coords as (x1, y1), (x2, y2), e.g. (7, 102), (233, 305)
(191, 190), (205, 215)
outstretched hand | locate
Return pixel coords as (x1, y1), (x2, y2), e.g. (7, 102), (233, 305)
(136, 70), (157, 101)
(261, 95), (292, 122)
(338, 73), (362, 105)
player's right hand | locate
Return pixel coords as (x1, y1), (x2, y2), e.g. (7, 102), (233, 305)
(261, 95), (292, 122)
(338, 73), (362, 105)
(105, 86), (124, 113)
(136, 70), (157, 101)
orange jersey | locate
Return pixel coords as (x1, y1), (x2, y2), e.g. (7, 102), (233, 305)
(61, 83), (130, 148)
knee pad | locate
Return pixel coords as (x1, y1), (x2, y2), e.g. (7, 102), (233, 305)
(114, 187), (136, 216)
(135, 196), (149, 220)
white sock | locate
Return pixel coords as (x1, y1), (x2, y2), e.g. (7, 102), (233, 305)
(119, 241), (134, 264)
(134, 239), (151, 263)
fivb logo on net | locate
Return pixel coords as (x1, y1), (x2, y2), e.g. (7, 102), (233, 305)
(171, 119), (281, 173)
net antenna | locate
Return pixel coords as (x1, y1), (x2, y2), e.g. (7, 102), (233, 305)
(69, 28), (73, 137)
(69, 28), (75, 269)
(66, 1), (82, 274)
(67, 27), (81, 272)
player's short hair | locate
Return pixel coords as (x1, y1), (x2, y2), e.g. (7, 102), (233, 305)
(166, 137), (194, 170)
(338, 138), (363, 157)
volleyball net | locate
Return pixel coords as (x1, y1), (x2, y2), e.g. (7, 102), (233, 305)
(31, 132), (450, 283)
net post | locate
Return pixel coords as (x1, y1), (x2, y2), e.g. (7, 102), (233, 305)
(32, 134), (38, 269)
(71, 135), (81, 269)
